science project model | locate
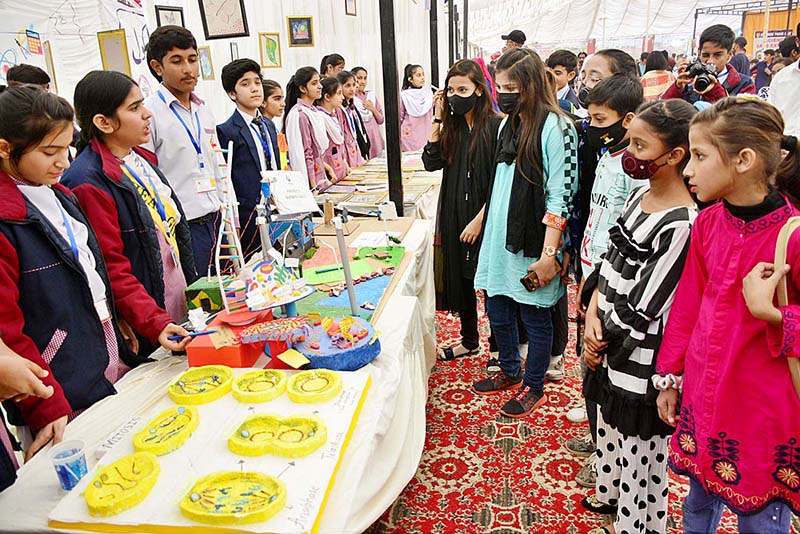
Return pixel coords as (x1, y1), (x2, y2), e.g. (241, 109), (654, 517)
(48, 366), (371, 534)
(239, 313), (381, 371)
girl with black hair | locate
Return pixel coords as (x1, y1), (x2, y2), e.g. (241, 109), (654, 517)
(336, 70), (368, 166)
(315, 77), (349, 184)
(320, 54), (345, 78)
(399, 64), (433, 152)
(424, 59), (501, 362)
(62, 70), (195, 355)
(352, 67), (386, 158)
(471, 49), (578, 419)
(284, 67), (336, 190)
(0, 85), (189, 472)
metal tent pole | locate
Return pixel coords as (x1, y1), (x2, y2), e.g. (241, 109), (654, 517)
(463, 0), (469, 59)
(430, 0), (440, 87)
(378, 0), (404, 216)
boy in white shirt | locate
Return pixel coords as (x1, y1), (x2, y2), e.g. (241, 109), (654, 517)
(144, 25), (221, 275)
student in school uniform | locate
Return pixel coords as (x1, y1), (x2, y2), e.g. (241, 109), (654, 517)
(216, 59), (278, 260)
(399, 64), (434, 152)
(143, 25), (222, 276)
(0, 86), (190, 473)
(259, 79), (285, 168)
(352, 67), (386, 158)
(283, 66), (337, 191)
(336, 70), (367, 168)
(315, 77), (350, 183)
(63, 71), (196, 356)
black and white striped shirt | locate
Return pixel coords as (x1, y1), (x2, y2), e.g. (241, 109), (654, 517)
(598, 186), (697, 395)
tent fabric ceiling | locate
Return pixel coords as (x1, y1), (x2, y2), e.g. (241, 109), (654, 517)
(467, 0), (751, 49)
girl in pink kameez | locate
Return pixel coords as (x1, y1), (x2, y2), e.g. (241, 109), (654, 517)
(315, 77), (349, 185)
(656, 97), (800, 534)
(336, 70), (366, 169)
(353, 67), (386, 158)
(399, 64), (433, 152)
(283, 67), (337, 191)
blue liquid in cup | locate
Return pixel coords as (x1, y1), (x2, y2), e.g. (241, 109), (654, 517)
(53, 448), (88, 490)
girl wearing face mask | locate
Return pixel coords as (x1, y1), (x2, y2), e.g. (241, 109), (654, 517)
(471, 49), (578, 419)
(399, 64), (434, 152)
(424, 59), (501, 362)
(581, 99), (698, 534)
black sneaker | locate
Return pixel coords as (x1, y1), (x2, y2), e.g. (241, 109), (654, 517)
(473, 372), (522, 395)
(500, 385), (546, 418)
(486, 357), (501, 374)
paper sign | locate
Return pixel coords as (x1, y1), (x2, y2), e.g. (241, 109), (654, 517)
(276, 348), (311, 369)
(264, 170), (320, 215)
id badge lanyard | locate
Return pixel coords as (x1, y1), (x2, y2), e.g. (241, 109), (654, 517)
(158, 90), (206, 171)
(122, 160), (180, 264)
(249, 121), (275, 170)
(56, 202), (80, 262)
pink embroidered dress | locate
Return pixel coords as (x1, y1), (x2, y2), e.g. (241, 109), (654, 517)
(399, 88), (433, 152)
(355, 91), (385, 158)
(657, 198), (800, 515)
(336, 107), (364, 168)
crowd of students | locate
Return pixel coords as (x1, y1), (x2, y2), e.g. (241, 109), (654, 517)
(0, 17), (799, 534)
(427, 22), (800, 534)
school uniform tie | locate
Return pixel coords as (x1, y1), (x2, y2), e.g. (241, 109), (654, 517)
(252, 116), (273, 170)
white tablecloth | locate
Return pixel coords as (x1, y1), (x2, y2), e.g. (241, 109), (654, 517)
(0, 220), (436, 534)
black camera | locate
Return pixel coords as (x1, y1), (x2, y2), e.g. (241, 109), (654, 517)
(687, 61), (719, 93)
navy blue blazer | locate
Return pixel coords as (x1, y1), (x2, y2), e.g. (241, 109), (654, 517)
(216, 111), (281, 209)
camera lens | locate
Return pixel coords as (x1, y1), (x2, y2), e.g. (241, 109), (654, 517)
(694, 74), (710, 92)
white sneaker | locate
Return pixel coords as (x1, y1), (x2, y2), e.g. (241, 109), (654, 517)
(545, 354), (564, 382)
(567, 405), (588, 423)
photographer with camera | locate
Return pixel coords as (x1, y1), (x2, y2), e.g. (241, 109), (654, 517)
(663, 24), (755, 104)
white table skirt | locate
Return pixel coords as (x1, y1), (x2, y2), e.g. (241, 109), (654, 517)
(0, 220), (436, 534)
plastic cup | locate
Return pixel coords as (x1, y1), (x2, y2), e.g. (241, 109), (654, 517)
(48, 440), (88, 491)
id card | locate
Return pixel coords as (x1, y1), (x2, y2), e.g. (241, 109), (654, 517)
(193, 167), (216, 193)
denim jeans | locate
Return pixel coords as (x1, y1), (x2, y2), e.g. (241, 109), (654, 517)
(683, 478), (791, 534)
(485, 294), (553, 391)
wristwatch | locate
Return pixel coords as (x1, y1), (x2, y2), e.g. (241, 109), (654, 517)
(542, 245), (558, 258)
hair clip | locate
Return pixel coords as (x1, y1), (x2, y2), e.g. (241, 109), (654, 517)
(781, 135), (798, 153)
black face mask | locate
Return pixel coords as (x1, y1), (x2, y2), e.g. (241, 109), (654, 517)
(448, 92), (479, 116)
(497, 92), (521, 115)
(578, 87), (590, 108)
(586, 118), (627, 152)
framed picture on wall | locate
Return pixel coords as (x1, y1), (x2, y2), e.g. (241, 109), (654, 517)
(154, 5), (185, 27)
(198, 46), (214, 80)
(97, 29), (131, 76)
(287, 16), (314, 47)
(43, 40), (57, 93)
(345, 0), (357, 16)
(259, 32), (281, 68)
(230, 41), (239, 61)
(198, 0), (249, 40)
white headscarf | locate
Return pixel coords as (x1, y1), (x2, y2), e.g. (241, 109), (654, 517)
(285, 101), (329, 182)
(317, 106), (345, 145)
(354, 90), (376, 122)
(400, 87), (433, 117)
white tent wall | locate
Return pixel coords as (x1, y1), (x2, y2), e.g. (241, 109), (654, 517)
(0, 0), (448, 129)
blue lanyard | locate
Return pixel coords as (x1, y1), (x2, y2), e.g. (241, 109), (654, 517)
(56, 202), (80, 262)
(248, 121), (275, 167)
(346, 109), (357, 136)
(122, 160), (171, 239)
(157, 90), (205, 168)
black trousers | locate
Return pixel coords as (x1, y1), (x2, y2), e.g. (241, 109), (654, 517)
(458, 276), (480, 350)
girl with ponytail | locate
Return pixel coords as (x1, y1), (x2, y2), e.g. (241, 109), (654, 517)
(62, 70), (193, 355)
(399, 64), (434, 151)
(657, 96), (800, 533)
(283, 67), (337, 190)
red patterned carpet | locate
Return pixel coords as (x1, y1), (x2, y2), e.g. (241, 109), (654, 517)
(364, 290), (780, 534)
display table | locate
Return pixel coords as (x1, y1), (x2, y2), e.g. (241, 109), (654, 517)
(0, 219), (436, 534)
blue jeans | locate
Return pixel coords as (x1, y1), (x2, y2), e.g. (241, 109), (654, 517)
(485, 294), (553, 391)
(684, 478), (791, 534)
(189, 212), (221, 276)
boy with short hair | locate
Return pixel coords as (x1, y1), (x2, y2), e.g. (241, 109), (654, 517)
(567, 74), (644, 490)
(144, 25), (222, 275)
(547, 50), (581, 109)
(663, 24), (755, 103)
(216, 59), (274, 259)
